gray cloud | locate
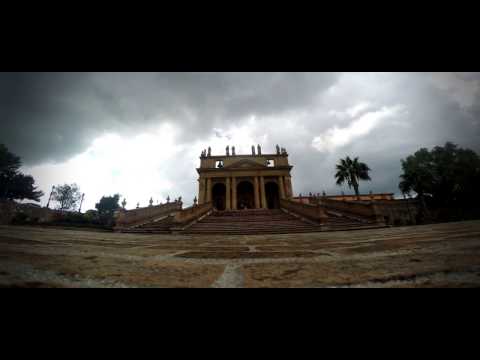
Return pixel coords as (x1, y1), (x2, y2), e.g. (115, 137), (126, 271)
(1, 72), (480, 206)
(0, 72), (340, 164)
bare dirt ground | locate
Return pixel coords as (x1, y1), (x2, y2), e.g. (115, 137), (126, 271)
(1, 221), (480, 288)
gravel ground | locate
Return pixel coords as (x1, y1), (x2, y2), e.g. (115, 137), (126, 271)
(1, 221), (480, 288)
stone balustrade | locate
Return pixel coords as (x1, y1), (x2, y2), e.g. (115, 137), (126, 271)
(171, 202), (213, 230)
(318, 198), (385, 223)
(114, 202), (183, 230)
(280, 199), (328, 224)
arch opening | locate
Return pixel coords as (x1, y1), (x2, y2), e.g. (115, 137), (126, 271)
(237, 181), (255, 210)
(212, 183), (226, 211)
(265, 182), (280, 209)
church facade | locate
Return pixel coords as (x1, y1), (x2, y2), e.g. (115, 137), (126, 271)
(114, 144), (419, 234)
(197, 145), (293, 211)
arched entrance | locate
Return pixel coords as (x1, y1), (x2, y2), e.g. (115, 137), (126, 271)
(212, 183), (226, 211)
(265, 182), (280, 209)
(237, 181), (254, 209)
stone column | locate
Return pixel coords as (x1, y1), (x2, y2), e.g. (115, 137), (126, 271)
(285, 176), (293, 198)
(260, 176), (267, 209)
(231, 177), (237, 210)
(206, 178), (212, 203)
(279, 176), (286, 199)
(254, 176), (260, 209)
(198, 178), (205, 204)
(226, 177), (231, 210)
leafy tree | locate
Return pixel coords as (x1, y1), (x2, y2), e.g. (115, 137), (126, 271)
(52, 184), (82, 211)
(399, 142), (480, 220)
(335, 156), (372, 196)
(0, 144), (44, 202)
(95, 194), (121, 217)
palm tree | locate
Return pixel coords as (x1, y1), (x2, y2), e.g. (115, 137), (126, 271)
(335, 156), (372, 197)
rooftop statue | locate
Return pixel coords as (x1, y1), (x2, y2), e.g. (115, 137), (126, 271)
(251, 145), (255, 155)
(226, 145), (230, 156)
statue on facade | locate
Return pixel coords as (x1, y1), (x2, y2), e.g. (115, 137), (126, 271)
(121, 198), (127, 209)
(193, 196), (198, 206)
(149, 197), (153, 207)
(208, 147), (211, 157)
(257, 144), (261, 155)
(276, 144), (280, 155)
(226, 145), (230, 156)
(178, 196), (182, 204)
(232, 146), (236, 156)
(252, 145), (255, 155)
(167, 195), (170, 203)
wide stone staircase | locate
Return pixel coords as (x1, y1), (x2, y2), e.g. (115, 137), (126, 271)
(120, 207), (385, 235)
(182, 208), (378, 235)
(182, 209), (318, 235)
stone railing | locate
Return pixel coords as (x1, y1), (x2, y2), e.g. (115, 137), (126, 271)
(280, 199), (328, 224)
(114, 201), (183, 230)
(171, 202), (213, 230)
(318, 198), (385, 224)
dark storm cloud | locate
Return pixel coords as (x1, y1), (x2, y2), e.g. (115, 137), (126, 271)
(1, 72), (480, 204)
(0, 72), (339, 164)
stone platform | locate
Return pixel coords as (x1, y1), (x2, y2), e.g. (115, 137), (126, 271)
(1, 221), (480, 288)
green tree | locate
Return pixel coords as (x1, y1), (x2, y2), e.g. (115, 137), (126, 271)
(335, 156), (372, 196)
(52, 184), (82, 211)
(95, 194), (121, 216)
(95, 194), (121, 226)
(0, 144), (44, 202)
(399, 142), (480, 212)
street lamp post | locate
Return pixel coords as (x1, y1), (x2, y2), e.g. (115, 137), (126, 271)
(46, 186), (55, 209)
(78, 193), (85, 213)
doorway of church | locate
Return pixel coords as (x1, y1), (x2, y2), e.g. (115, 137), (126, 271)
(237, 181), (255, 209)
(212, 183), (226, 211)
(265, 182), (280, 209)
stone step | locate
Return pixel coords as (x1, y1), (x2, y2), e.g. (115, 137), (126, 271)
(120, 207), (374, 235)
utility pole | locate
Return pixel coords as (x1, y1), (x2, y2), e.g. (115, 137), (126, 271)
(46, 186), (55, 209)
(78, 193), (85, 213)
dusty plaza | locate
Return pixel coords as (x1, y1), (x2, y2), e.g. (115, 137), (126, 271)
(1, 220), (480, 288)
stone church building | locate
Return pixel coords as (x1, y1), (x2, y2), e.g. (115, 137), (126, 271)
(115, 145), (418, 235)
(197, 145), (293, 211)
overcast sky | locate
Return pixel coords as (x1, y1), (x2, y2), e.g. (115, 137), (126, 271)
(1, 72), (479, 211)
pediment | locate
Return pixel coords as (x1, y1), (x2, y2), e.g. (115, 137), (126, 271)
(225, 159), (268, 169)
